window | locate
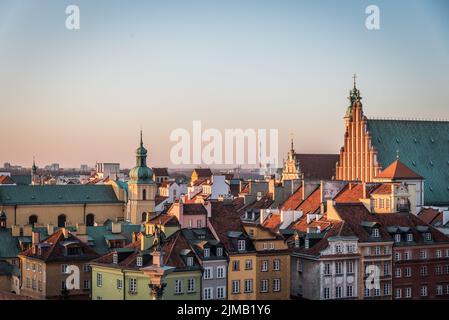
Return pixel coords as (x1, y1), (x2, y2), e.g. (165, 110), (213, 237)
(61, 280), (66, 290)
(86, 213), (95, 226)
(394, 234), (401, 243)
(216, 266), (225, 279)
(260, 279), (269, 293)
(404, 251), (411, 261)
(436, 250), (442, 259)
(203, 287), (213, 300)
(245, 259), (252, 270)
(383, 283), (391, 296)
(373, 247), (381, 255)
(420, 266), (428, 276)
(32, 263), (35, 272)
(425, 233), (432, 241)
(404, 267), (411, 277)
(305, 239), (309, 249)
(244, 279), (253, 293)
(61, 264), (68, 274)
(186, 257), (194, 267)
(405, 287), (412, 298)
(57, 214), (66, 228)
(28, 215), (38, 225)
(26, 277), (31, 289)
(26, 262), (30, 271)
(129, 278), (137, 294)
(437, 285), (443, 296)
(175, 280), (182, 294)
(420, 250), (428, 260)
(383, 262), (390, 276)
(372, 228), (380, 238)
(113, 253), (118, 264)
(232, 280), (240, 294)
(335, 244), (342, 254)
(142, 189), (147, 200)
(446, 249), (449, 257)
(347, 285), (354, 297)
(32, 279), (36, 290)
(217, 286), (226, 299)
(261, 260), (268, 272)
(295, 238), (300, 248)
(96, 296), (103, 300)
(364, 287), (370, 297)
(83, 264), (90, 273)
(323, 287), (331, 299)
(117, 279), (122, 289)
(420, 286), (428, 297)
(374, 288), (380, 297)
(406, 233), (413, 242)
(197, 220), (203, 228)
(269, 243), (275, 250)
(435, 265), (442, 275)
(187, 278), (195, 292)
(335, 286), (342, 298)
(232, 260), (240, 271)
(324, 263), (331, 275)
(394, 252), (401, 261)
(204, 267), (213, 280)
(273, 279), (281, 292)
(97, 273), (102, 287)
(395, 268), (401, 278)
(216, 247), (223, 257)
(273, 259), (280, 271)
(297, 260), (303, 272)
(445, 265), (449, 274)
(335, 262), (343, 275)
(395, 288), (402, 299)
(83, 280), (90, 290)
(38, 280), (42, 292)
(134, 255), (143, 267)
(237, 240), (246, 251)
(347, 261), (354, 274)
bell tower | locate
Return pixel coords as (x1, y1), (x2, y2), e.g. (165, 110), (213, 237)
(126, 131), (156, 224)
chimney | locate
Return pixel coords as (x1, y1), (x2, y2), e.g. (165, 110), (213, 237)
(111, 222), (122, 234)
(12, 225), (21, 237)
(32, 232), (40, 245)
(204, 201), (212, 218)
(62, 228), (69, 239)
(152, 250), (164, 267)
(23, 224), (32, 237)
(77, 223), (87, 235)
(47, 223), (55, 235)
(141, 234), (151, 251)
(443, 210), (449, 226)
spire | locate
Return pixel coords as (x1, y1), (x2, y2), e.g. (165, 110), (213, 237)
(353, 73), (357, 90)
(140, 129), (143, 148)
(32, 156), (37, 174)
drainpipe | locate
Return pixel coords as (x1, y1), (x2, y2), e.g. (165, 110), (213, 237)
(123, 270), (126, 300)
(83, 203), (87, 224)
(14, 205), (17, 225)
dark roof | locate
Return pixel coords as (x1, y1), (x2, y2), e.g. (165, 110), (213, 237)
(9, 175), (31, 185)
(0, 176), (15, 185)
(19, 229), (100, 262)
(295, 154), (339, 180)
(192, 168), (212, 178)
(0, 185), (122, 205)
(153, 168), (169, 177)
(148, 214), (180, 227)
(418, 208), (442, 225)
(183, 203), (208, 215)
(368, 119), (449, 205)
(0, 229), (20, 259)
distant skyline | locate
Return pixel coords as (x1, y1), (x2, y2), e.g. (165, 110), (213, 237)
(1, 0), (449, 168)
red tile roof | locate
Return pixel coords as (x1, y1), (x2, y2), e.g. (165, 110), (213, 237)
(334, 183), (380, 203)
(377, 160), (423, 180)
(153, 168), (169, 177)
(192, 168), (212, 178)
(371, 183), (397, 195)
(418, 208), (442, 225)
(0, 175), (15, 185)
(183, 203), (208, 215)
(281, 186), (303, 210)
(209, 201), (246, 251)
(262, 214), (281, 230)
(297, 187), (321, 214)
(148, 214), (180, 226)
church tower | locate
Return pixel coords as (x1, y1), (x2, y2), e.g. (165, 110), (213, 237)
(281, 138), (302, 181)
(336, 76), (382, 182)
(126, 131), (156, 224)
(31, 157), (41, 185)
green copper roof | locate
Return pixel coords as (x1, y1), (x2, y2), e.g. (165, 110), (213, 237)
(367, 119), (449, 206)
(0, 185), (123, 206)
(0, 229), (19, 259)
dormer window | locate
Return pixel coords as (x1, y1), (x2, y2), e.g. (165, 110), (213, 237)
(295, 238), (300, 248)
(113, 252), (118, 264)
(425, 232), (432, 241)
(216, 247), (223, 257)
(67, 246), (81, 256)
(305, 239), (310, 249)
(406, 233), (413, 242)
(335, 244), (342, 254)
(237, 240), (246, 251)
(372, 228), (380, 238)
(186, 256), (194, 267)
(204, 248), (210, 258)
(394, 234), (401, 243)
(136, 256), (143, 267)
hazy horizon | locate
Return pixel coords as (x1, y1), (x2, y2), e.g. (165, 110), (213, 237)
(1, 0), (449, 168)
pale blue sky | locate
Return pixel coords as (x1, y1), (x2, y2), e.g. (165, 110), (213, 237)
(1, 0), (448, 168)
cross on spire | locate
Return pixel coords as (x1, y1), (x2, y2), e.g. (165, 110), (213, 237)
(352, 74), (357, 89)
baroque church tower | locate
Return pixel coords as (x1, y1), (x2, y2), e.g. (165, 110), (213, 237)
(281, 138), (302, 181)
(335, 76), (382, 182)
(31, 157), (41, 185)
(126, 131), (156, 224)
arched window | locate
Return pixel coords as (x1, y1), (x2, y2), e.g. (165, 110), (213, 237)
(86, 214), (95, 227)
(141, 212), (147, 222)
(142, 189), (147, 200)
(57, 214), (66, 228)
(29, 215), (38, 225)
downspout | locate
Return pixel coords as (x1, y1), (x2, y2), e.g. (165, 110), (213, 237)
(83, 203), (87, 224)
(14, 205), (17, 225)
(123, 269), (126, 300)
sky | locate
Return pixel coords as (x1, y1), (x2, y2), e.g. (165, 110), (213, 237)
(1, 0), (449, 169)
